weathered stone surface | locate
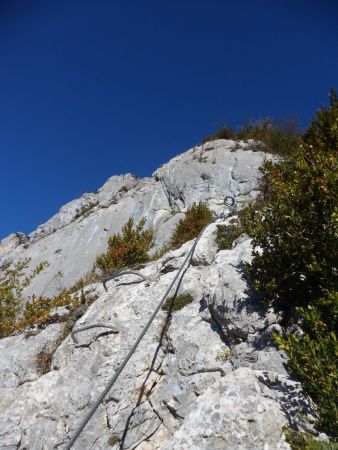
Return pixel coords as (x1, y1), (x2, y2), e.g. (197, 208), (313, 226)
(162, 368), (292, 450)
(0, 227), (315, 450)
(0, 232), (29, 258)
(0, 142), (318, 450)
(0, 323), (64, 388)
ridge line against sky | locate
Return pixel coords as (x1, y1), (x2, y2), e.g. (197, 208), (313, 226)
(0, 0), (337, 239)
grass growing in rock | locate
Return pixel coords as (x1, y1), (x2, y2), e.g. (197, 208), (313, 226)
(170, 202), (214, 248)
(35, 344), (59, 376)
(108, 435), (121, 446)
(161, 293), (194, 312)
(202, 117), (301, 155)
(286, 431), (338, 450)
(73, 201), (99, 221)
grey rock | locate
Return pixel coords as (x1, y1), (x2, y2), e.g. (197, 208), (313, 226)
(0, 142), (315, 450)
(163, 368), (292, 450)
(0, 232), (29, 259)
(0, 323), (64, 388)
(0, 140), (273, 298)
(0, 230), (314, 450)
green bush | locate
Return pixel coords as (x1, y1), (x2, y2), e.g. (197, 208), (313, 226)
(170, 202), (214, 248)
(244, 90), (338, 438)
(0, 258), (98, 338)
(0, 259), (48, 338)
(96, 218), (154, 275)
(216, 223), (244, 250)
(303, 90), (338, 153)
(245, 92), (337, 315)
(274, 292), (338, 438)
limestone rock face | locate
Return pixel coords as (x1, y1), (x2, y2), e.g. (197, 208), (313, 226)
(0, 140), (271, 298)
(0, 141), (317, 450)
(0, 233), (316, 450)
(0, 232), (29, 259)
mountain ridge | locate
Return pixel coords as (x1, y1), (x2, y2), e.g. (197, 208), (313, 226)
(0, 139), (270, 298)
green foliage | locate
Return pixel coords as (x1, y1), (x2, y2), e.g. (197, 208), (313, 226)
(202, 117), (301, 155)
(303, 89), (338, 153)
(13, 283), (97, 337)
(0, 259), (48, 338)
(274, 292), (338, 437)
(244, 90), (338, 439)
(19, 291), (71, 329)
(216, 222), (244, 250)
(161, 293), (194, 312)
(170, 202), (214, 248)
(0, 256), (98, 338)
(286, 431), (338, 449)
(96, 218), (154, 275)
(245, 93), (338, 314)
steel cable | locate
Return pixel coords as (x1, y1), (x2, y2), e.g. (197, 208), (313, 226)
(64, 197), (235, 449)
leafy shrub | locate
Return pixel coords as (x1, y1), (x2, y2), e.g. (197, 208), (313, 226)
(245, 92), (338, 315)
(0, 259), (48, 338)
(170, 202), (214, 248)
(161, 293), (194, 312)
(216, 223), (244, 250)
(274, 292), (338, 437)
(202, 117), (301, 155)
(96, 218), (153, 275)
(13, 283), (97, 337)
(244, 90), (338, 438)
(303, 90), (338, 153)
(0, 257), (98, 338)
(17, 291), (73, 329)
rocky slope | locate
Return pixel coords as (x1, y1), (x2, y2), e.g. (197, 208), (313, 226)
(1, 139), (267, 298)
(0, 140), (319, 449)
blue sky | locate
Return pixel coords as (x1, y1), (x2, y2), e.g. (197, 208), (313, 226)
(0, 0), (337, 240)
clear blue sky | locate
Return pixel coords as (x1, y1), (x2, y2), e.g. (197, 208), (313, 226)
(0, 0), (337, 240)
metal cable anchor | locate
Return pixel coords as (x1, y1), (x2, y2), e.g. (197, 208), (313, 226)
(71, 324), (119, 344)
(102, 270), (147, 291)
(219, 195), (236, 220)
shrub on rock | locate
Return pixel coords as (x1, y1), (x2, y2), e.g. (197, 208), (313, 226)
(246, 91), (338, 315)
(170, 202), (214, 248)
(96, 218), (153, 275)
(244, 90), (338, 439)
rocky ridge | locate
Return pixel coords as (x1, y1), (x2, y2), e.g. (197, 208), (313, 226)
(0, 140), (319, 449)
(1, 139), (266, 298)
